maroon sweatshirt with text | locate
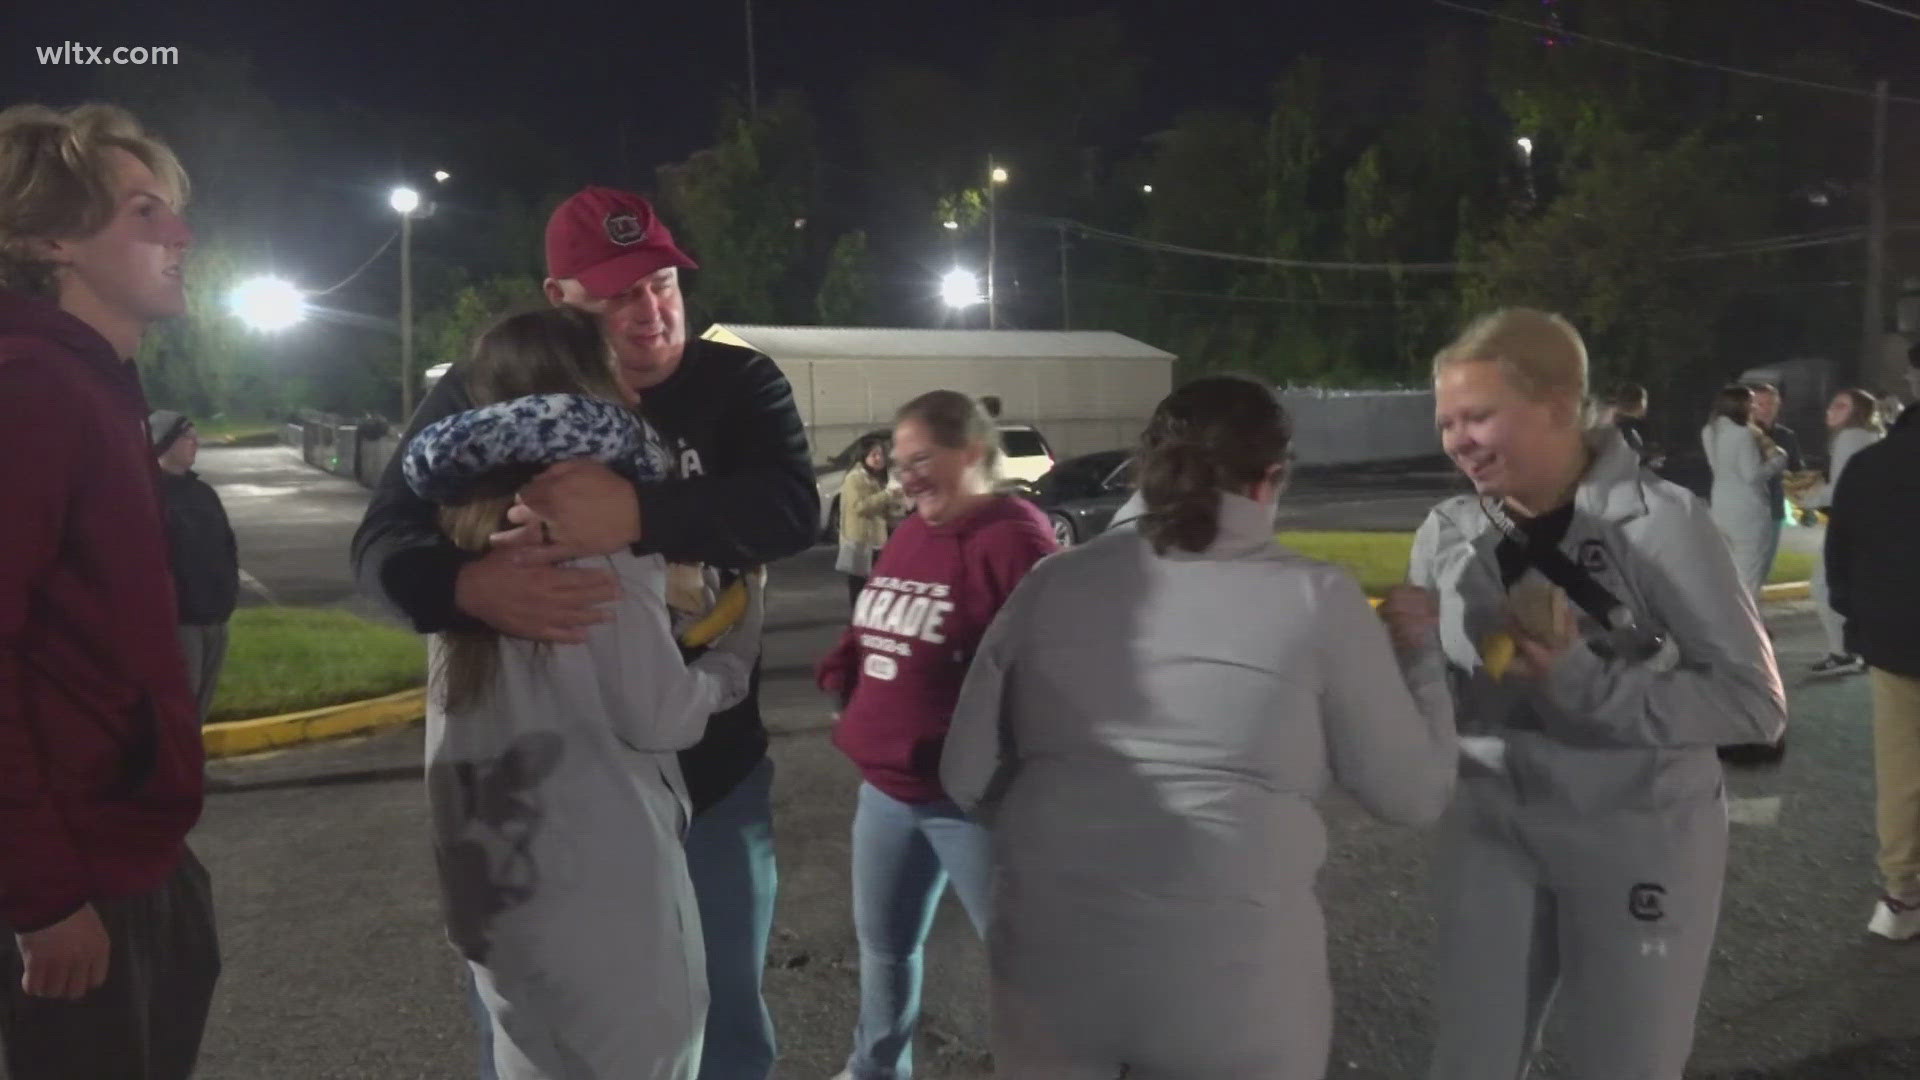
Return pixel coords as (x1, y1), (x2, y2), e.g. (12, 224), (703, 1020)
(817, 495), (1056, 804)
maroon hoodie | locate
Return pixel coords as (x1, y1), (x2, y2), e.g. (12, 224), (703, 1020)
(0, 292), (202, 932)
(818, 495), (1057, 803)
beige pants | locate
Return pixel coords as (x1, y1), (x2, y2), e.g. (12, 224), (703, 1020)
(1871, 667), (1920, 902)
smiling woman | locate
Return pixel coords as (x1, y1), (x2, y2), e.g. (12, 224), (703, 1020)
(1410, 308), (1788, 1080)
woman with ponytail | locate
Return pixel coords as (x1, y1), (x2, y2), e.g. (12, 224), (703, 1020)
(940, 375), (1458, 1078)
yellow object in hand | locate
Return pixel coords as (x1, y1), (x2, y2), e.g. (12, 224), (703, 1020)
(1482, 631), (1517, 681)
(679, 579), (749, 648)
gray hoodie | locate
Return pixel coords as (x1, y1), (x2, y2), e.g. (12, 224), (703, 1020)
(942, 493), (1456, 1074)
(1409, 428), (1787, 815)
(427, 551), (762, 1079)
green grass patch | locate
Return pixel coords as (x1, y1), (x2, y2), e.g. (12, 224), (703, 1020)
(208, 607), (425, 724)
(193, 416), (283, 445)
(1279, 530), (1815, 596)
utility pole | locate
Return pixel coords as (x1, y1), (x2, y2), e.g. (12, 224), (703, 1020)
(1861, 78), (1890, 386)
(986, 158), (1011, 329)
(399, 210), (414, 421)
(1057, 224), (1071, 330)
(745, 0), (759, 121)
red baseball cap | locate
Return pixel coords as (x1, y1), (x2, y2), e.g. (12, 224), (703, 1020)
(544, 186), (698, 299)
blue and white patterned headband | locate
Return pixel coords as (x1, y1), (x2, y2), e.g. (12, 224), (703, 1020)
(402, 393), (673, 502)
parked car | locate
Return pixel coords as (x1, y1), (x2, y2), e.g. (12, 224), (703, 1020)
(814, 423), (1057, 541)
(995, 424), (1057, 484)
(1018, 448), (1134, 547)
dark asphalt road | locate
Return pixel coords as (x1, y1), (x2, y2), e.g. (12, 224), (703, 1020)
(184, 446), (1902, 1079)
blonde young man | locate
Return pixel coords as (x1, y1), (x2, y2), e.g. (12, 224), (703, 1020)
(0, 104), (218, 1078)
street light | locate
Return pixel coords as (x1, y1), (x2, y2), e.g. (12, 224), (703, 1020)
(941, 268), (984, 309)
(433, 170), (451, 183)
(1516, 136), (1534, 159)
(228, 276), (306, 332)
(1142, 184), (1154, 194)
(390, 186), (422, 419)
(987, 159), (1009, 329)
(943, 220), (960, 230)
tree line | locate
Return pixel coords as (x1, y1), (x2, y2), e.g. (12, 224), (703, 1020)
(76, 0), (1914, 439)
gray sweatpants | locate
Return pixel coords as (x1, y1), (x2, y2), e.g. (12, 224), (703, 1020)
(177, 622), (229, 724)
(1428, 778), (1728, 1080)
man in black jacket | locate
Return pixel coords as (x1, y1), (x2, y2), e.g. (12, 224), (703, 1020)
(1826, 396), (1920, 941)
(350, 187), (815, 1079)
(151, 411), (239, 722)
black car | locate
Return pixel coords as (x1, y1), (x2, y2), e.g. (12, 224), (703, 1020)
(1020, 449), (1134, 546)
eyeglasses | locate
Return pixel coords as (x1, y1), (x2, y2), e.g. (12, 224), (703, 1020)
(891, 452), (941, 478)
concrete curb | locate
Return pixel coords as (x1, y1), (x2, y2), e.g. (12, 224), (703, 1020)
(205, 581), (1815, 760)
(204, 688), (426, 760)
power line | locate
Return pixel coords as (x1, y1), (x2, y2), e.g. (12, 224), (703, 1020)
(1431, 0), (1920, 107)
(1024, 214), (1866, 274)
(310, 228), (400, 296)
(1850, 0), (1920, 23)
(1073, 278), (1420, 308)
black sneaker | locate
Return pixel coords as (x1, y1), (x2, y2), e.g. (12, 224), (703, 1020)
(1810, 654), (1867, 676)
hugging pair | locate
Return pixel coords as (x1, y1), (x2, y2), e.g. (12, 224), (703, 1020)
(402, 305), (764, 1078)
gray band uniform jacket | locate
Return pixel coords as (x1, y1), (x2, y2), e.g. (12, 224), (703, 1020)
(941, 493), (1457, 1078)
(1413, 428), (1787, 1080)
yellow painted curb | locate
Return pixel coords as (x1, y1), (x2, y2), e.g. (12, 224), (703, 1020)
(203, 687), (426, 760)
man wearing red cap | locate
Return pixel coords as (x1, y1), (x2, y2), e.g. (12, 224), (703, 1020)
(352, 186), (814, 1079)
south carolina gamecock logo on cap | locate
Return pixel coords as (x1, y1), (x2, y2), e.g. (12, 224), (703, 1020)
(604, 211), (647, 246)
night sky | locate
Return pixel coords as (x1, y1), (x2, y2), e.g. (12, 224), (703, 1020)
(4, 0), (1910, 335)
(7, 0), (1910, 180)
(5, 0), (1457, 174)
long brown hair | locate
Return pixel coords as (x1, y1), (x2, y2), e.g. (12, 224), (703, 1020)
(1711, 383), (1753, 427)
(1136, 376), (1292, 555)
(1833, 387), (1882, 435)
(435, 305), (624, 713)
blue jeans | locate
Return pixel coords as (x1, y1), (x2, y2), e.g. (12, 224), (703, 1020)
(464, 757), (779, 1080)
(845, 782), (991, 1080)
(1759, 517), (1784, 594)
(686, 756), (780, 1080)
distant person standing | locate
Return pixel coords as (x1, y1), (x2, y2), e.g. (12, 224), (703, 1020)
(151, 410), (240, 722)
(1825, 391), (1920, 939)
(1800, 390), (1882, 676)
(1747, 381), (1801, 577)
(837, 434), (901, 606)
(0, 103), (218, 1079)
(1703, 384), (1789, 601)
(1610, 382), (1663, 469)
